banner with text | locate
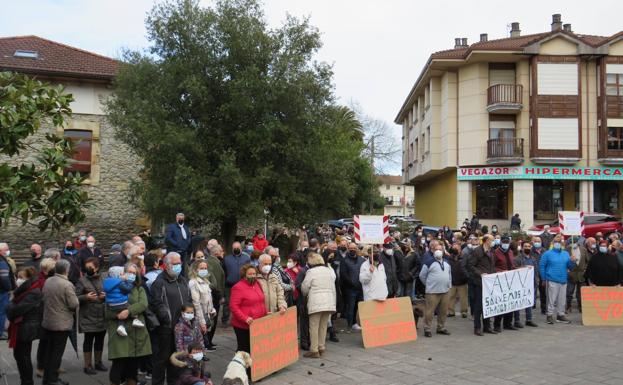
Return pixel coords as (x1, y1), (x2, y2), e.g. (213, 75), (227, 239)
(358, 297), (417, 348)
(482, 267), (534, 318)
(250, 307), (298, 381)
(457, 166), (623, 181)
(581, 286), (623, 326)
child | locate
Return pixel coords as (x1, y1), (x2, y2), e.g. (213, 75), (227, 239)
(174, 303), (203, 353)
(170, 342), (213, 385)
(103, 266), (144, 336)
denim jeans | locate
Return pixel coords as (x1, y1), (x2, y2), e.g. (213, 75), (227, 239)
(344, 287), (363, 327)
(0, 291), (9, 335)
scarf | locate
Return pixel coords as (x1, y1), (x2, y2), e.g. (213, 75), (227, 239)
(8, 277), (43, 348)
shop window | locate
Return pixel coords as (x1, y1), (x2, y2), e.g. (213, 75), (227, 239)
(475, 181), (508, 219)
(534, 180), (564, 220)
(63, 129), (92, 177)
(607, 127), (623, 150)
(594, 181), (619, 214)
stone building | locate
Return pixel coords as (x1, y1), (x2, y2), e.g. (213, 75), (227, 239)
(0, 35), (145, 261)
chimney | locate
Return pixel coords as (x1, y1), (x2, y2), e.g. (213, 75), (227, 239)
(454, 38), (462, 48)
(480, 33), (488, 42)
(461, 38), (468, 47)
(510, 22), (521, 37)
(551, 14), (562, 31)
(563, 23), (572, 33)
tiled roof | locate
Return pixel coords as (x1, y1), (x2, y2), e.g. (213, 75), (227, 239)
(377, 175), (403, 185)
(0, 35), (118, 80)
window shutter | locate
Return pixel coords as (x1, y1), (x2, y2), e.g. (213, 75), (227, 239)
(537, 118), (578, 150)
(489, 69), (515, 86)
(606, 64), (623, 75)
(537, 63), (578, 95)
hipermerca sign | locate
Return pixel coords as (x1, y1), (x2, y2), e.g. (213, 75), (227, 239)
(457, 166), (623, 181)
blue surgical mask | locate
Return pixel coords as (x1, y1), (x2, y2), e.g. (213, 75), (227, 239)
(533, 242), (541, 249)
(198, 269), (209, 278)
(126, 273), (136, 283)
(599, 246), (608, 253)
(191, 352), (204, 361)
(493, 239), (500, 246)
(171, 264), (182, 276)
(501, 243), (510, 251)
(553, 242), (561, 250)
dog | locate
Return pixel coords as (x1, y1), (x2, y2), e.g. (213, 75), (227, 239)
(222, 351), (252, 385)
(412, 299), (425, 328)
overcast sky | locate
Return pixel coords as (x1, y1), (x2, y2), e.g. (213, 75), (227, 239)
(3, 0), (622, 174)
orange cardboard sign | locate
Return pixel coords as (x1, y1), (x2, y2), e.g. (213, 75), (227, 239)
(581, 286), (623, 326)
(358, 297), (417, 348)
(250, 306), (298, 381)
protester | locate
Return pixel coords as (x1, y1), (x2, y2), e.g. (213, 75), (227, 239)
(76, 257), (107, 374)
(510, 213), (521, 231)
(150, 252), (192, 385)
(106, 263), (152, 385)
(379, 243), (398, 298)
(359, 248), (388, 301)
(396, 241), (420, 301)
(0, 242), (16, 340)
(229, 264), (267, 353)
(41, 259), (79, 385)
(165, 213), (192, 261)
(467, 234), (496, 336)
(74, 229), (88, 250)
(104, 265), (143, 337)
(144, 253), (163, 290)
(174, 303), (204, 353)
(419, 241), (452, 337)
(585, 240), (623, 286)
(24, 243), (43, 272)
(566, 238), (589, 313)
(169, 342), (212, 385)
(61, 240), (81, 285)
(205, 244), (225, 348)
(78, 235), (103, 272)
(514, 242), (538, 327)
(252, 233), (269, 253)
(447, 242), (468, 318)
(222, 242), (250, 327)
(285, 254), (301, 302)
(110, 241), (134, 267)
(539, 234), (577, 325)
(340, 242), (364, 331)
(493, 235), (519, 331)
(188, 260), (216, 350)
(257, 254), (287, 314)
(267, 246), (294, 306)
(301, 253), (336, 358)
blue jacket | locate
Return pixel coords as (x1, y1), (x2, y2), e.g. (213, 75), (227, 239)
(0, 255), (15, 293)
(223, 252), (250, 287)
(340, 254), (364, 290)
(539, 248), (576, 284)
(165, 222), (191, 253)
(103, 277), (134, 305)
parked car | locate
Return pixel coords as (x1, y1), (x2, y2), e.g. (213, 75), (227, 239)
(527, 212), (623, 238)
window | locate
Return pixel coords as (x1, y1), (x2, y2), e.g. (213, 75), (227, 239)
(533, 180), (564, 220)
(608, 127), (623, 150)
(475, 181), (508, 219)
(386, 184), (390, 190)
(594, 182), (619, 215)
(414, 138), (419, 162)
(606, 73), (623, 96)
(63, 130), (92, 176)
(13, 50), (38, 59)
(426, 126), (431, 153)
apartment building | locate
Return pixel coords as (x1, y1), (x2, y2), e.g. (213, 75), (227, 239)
(377, 175), (415, 216)
(396, 15), (623, 230)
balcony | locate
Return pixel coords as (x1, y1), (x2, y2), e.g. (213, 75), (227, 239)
(486, 138), (524, 165)
(487, 84), (523, 114)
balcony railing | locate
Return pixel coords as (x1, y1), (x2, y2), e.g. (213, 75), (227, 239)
(487, 138), (524, 164)
(487, 84), (523, 113)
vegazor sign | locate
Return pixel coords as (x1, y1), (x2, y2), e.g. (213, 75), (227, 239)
(457, 166), (623, 181)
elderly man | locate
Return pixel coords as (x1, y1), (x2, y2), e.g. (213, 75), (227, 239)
(78, 235), (102, 272)
(206, 244), (226, 349)
(109, 240), (134, 267)
(419, 242), (452, 337)
(341, 242), (365, 331)
(539, 234), (577, 324)
(150, 252), (191, 385)
(74, 228), (88, 250)
(257, 254), (287, 314)
(41, 259), (79, 385)
(566, 237), (591, 313)
(531, 236), (547, 314)
(467, 235), (496, 336)
(165, 213), (191, 260)
(44, 247), (61, 262)
(222, 241), (250, 327)
(0, 242), (16, 340)
(24, 243), (43, 271)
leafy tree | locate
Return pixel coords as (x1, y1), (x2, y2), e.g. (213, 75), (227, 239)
(0, 71), (89, 231)
(106, 0), (376, 246)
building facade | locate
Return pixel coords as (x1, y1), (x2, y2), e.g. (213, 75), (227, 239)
(0, 36), (144, 259)
(396, 15), (623, 231)
(377, 175), (415, 216)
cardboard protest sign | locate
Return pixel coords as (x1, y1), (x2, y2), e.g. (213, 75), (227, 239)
(354, 215), (391, 244)
(581, 286), (623, 326)
(482, 267), (534, 318)
(358, 296), (417, 348)
(250, 306), (298, 381)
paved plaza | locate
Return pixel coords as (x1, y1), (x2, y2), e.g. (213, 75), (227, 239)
(2, 308), (623, 385)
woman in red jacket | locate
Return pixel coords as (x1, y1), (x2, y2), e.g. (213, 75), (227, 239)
(229, 264), (267, 353)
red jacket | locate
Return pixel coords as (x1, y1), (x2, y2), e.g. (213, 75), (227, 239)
(229, 278), (267, 329)
(494, 248), (515, 272)
(253, 238), (268, 253)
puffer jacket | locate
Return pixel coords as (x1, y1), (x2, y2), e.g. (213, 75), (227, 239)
(174, 317), (203, 353)
(75, 273), (106, 333)
(188, 277), (214, 328)
(229, 279), (267, 330)
(539, 248), (576, 284)
(42, 274), (79, 331)
(257, 272), (287, 313)
(341, 254), (364, 290)
(301, 265), (336, 314)
(359, 259), (388, 301)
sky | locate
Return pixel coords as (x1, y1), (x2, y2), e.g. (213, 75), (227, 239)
(3, 0), (622, 174)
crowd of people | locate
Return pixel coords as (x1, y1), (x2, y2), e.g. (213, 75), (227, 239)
(1, 212), (623, 385)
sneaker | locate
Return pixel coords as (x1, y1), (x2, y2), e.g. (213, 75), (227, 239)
(132, 318), (145, 328)
(513, 322), (524, 328)
(556, 315), (571, 324)
(546, 315), (554, 325)
(117, 325), (128, 337)
(205, 345), (217, 351)
(351, 324), (362, 331)
(424, 331), (432, 337)
(436, 329), (451, 335)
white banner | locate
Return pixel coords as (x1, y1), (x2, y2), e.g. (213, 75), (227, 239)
(482, 267), (535, 318)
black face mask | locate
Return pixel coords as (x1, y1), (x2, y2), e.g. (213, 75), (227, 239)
(233, 248), (241, 255)
(66, 246), (74, 251)
(338, 246), (347, 252)
(177, 220), (184, 225)
(31, 252), (38, 258)
(348, 251), (357, 258)
(86, 268), (96, 277)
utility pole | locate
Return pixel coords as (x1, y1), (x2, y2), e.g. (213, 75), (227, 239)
(369, 136), (375, 214)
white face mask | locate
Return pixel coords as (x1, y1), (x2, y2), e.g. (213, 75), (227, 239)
(161, 249), (167, 255)
(434, 250), (444, 260)
(198, 269), (209, 278)
(192, 352), (204, 361)
(4, 250), (10, 257)
(87, 242), (95, 248)
(286, 262), (295, 269)
(261, 265), (272, 275)
(16, 278), (26, 287)
(183, 312), (194, 321)
(138, 254), (144, 260)
(385, 249), (394, 256)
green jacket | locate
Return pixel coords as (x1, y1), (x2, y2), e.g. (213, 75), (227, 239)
(106, 286), (152, 360)
(206, 255), (225, 295)
(567, 245), (589, 283)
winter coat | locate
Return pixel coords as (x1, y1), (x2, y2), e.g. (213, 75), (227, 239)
(174, 318), (203, 353)
(223, 253), (251, 287)
(170, 352), (211, 385)
(539, 249), (576, 284)
(379, 251), (398, 297)
(359, 259), (388, 301)
(78, 247), (103, 272)
(103, 277), (133, 306)
(75, 273), (106, 333)
(301, 265), (336, 314)
(341, 254), (365, 290)
(6, 277), (43, 344)
(419, 258), (452, 294)
(448, 255), (468, 286)
(206, 255), (225, 295)
(22, 257), (42, 272)
(253, 238), (269, 253)
(42, 274), (79, 331)
(514, 253), (539, 286)
(285, 266), (301, 300)
(585, 252), (623, 286)
(61, 252), (82, 285)
(494, 248), (515, 272)
(396, 250), (421, 283)
(150, 271), (192, 330)
(188, 277), (214, 328)
(257, 272), (287, 313)
(566, 245), (589, 283)
(467, 245), (495, 286)
(106, 285), (152, 359)
(229, 279), (267, 330)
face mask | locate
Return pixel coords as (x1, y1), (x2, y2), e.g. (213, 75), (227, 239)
(493, 239), (500, 246)
(161, 248), (167, 255)
(138, 254), (144, 260)
(86, 268), (96, 276)
(261, 265), (271, 275)
(250, 259), (259, 267)
(66, 246), (74, 251)
(233, 248), (241, 255)
(533, 242), (541, 249)
(246, 277), (256, 284)
(286, 261), (295, 269)
(599, 246), (608, 253)
(126, 273), (136, 283)
(80, 236), (87, 241)
(198, 269), (209, 278)
(177, 220), (184, 225)
(31, 251), (37, 258)
(338, 246), (347, 252)
(420, 239), (426, 245)
(433, 250), (443, 259)
(553, 242), (561, 250)
(183, 312), (194, 321)
(348, 251), (357, 257)
(385, 249), (394, 256)
(523, 249), (531, 254)
(246, 246), (254, 253)
(171, 264), (182, 276)
(16, 278), (26, 287)
(590, 244), (597, 250)
(501, 243), (510, 251)
(492, 227), (498, 233)
(87, 242), (95, 248)
(192, 352), (204, 362)
(4, 250), (9, 257)
(417, 232), (423, 237)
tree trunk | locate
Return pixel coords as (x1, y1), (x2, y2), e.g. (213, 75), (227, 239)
(221, 217), (238, 254)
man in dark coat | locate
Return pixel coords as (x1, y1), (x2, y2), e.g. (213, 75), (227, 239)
(61, 240), (82, 285)
(78, 235), (102, 273)
(340, 243), (364, 330)
(165, 213), (191, 260)
(380, 244), (398, 298)
(23, 243), (43, 272)
(467, 234), (496, 336)
(395, 244), (420, 301)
